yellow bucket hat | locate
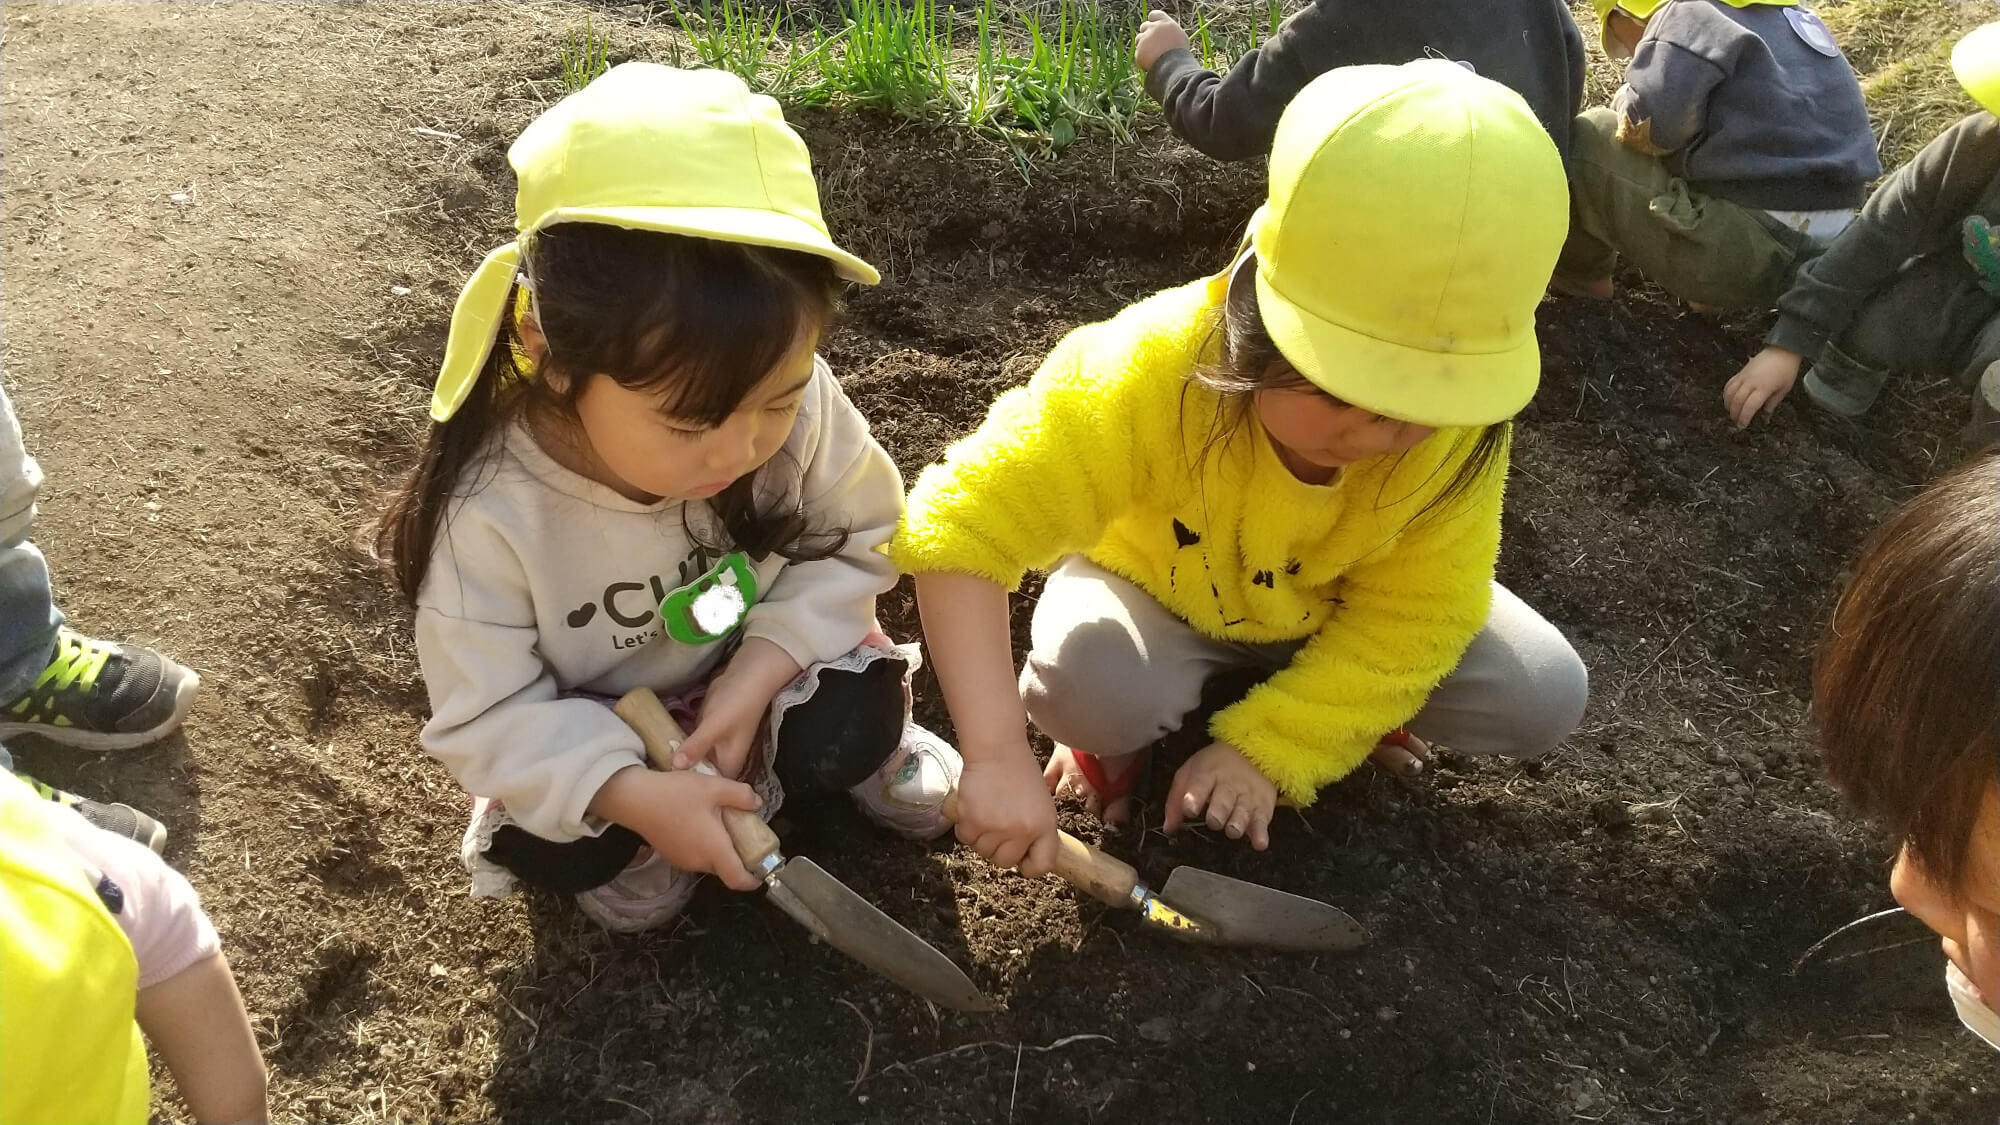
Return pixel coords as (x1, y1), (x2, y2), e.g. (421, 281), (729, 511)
(431, 63), (877, 421)
(1247, 60), (1567, 428)
(1590, 0), (1796, 55)
(1954, 22), (2000, 116)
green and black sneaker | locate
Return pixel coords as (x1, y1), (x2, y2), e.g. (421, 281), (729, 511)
(0, 627), (200, 751)
(18, 773), (169, 854)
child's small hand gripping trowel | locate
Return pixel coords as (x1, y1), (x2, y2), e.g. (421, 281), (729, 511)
(613, 689), (992, 1012)
(942, 790), (1366, 953)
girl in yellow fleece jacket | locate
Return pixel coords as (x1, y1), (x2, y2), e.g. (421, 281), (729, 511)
(892, 60), (1590, 874)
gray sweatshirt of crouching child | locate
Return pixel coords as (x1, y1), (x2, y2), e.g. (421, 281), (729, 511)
(1767, 113), (2000, 360)
(1614, 0), (1879, 210)
(1143, 0), (1587, 164)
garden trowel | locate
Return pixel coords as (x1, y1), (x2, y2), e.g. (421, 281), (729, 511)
(613, 690), (992, 1012)
(942, 792), (1366, 953)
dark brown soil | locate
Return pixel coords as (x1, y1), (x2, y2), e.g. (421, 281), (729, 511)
(2, 4), (1993, 1123)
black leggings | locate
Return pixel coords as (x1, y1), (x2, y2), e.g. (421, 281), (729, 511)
(484, 655), (908, 893)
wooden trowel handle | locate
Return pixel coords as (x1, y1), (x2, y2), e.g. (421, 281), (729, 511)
(942, 790), (1141, 910)
(612, 688), (781, 876)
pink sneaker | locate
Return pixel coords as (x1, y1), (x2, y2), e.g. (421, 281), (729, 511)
(574, 848), (700, 934)
(849, 723), (961, 841)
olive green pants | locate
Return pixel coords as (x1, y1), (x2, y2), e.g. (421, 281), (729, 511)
(1558, 107), (1813, 309)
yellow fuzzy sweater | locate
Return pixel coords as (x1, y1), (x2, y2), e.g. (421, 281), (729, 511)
(891, 274), (1507, 804)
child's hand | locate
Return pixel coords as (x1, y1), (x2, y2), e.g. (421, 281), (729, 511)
(591, 764), (765, 891)
(955, 751), (1061, 877)
(673, 638), (801, 778)
(1724, 346), (1803, 429)
(1135, 10), (1192, 73)
(1164, 741), (1278, 850)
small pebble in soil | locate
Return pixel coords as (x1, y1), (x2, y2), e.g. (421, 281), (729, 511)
(1137, 1016), (1177, 1044)
(1376, 1006), (1399, 1022)
(1338, 1028), (1352, 1040)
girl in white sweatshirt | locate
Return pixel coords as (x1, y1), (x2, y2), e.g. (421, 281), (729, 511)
(375, 64), (958, 932)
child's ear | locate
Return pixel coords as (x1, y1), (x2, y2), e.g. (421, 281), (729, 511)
(517, 303), (553, 371)
(516, 303), (575, 393)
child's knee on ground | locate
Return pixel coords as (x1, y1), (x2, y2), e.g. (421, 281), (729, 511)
(1414, 594), (1588, 761)
(773, 652), (908, 794)
(1021, 614), (1204, 759)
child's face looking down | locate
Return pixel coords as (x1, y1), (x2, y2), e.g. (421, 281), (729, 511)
(1252, 375), (1436, 484)
(1891, 785), (2000, 1014)
(558, 326), (818, 504)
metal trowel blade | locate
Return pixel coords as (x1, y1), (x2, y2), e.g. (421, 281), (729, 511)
(1159, 866), (1367, 952)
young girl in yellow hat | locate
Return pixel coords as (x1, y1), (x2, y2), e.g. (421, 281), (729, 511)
(893, 60), (1589, 874)
(377, 64), (960, 932)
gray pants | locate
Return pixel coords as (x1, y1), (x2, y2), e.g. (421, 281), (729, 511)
(0, 382), (62, 707)
(1801, 252), (2000, 440)
(1021, 557), (1588, 762)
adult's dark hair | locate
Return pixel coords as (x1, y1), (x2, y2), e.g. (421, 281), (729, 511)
(376, 224), (846, 603)
(1814, 449), (2000, 888)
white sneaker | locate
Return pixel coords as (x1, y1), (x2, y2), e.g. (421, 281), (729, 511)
(849, 723), (961, 841)
(574, 848), (700, 934)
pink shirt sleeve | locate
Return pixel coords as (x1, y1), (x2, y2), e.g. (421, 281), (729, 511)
(50, 805), (221, 989)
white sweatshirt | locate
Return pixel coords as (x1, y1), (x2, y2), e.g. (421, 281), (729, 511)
(414, 359), (902, 842)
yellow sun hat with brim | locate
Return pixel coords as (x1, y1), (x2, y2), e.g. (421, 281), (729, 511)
(1246, 59), (1568, 429)
(430, 63), (878, 422)
(1590, 0), (1795, 53)
(1954, 22), (2000, 116)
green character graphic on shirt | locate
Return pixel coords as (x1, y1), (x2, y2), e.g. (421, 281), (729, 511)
(659, 551), (759, 644)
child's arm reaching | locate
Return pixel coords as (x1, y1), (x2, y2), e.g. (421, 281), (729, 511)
(52, 808), (267, 1124)
(136, 954), (267, 1125)
(915, 572), (1060, 876)
(895, 295), (1186, 873)
(1138, 3), (1337, 161)
(670, 637), (801, 779)
(1729, 114), (2000, 427)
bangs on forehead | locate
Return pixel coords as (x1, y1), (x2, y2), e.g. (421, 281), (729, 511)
(625, 294), (813, 426)
(526, 226), (837, 427)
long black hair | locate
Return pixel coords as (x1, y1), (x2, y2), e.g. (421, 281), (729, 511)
(377, 224), (847, 603)
(1184, 254), (1511, 524)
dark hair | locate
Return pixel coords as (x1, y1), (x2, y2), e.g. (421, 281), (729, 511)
(1814, 449), (2000, 889)
(1183, 255), (1511, 523)
(377, 224), (846, 603)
